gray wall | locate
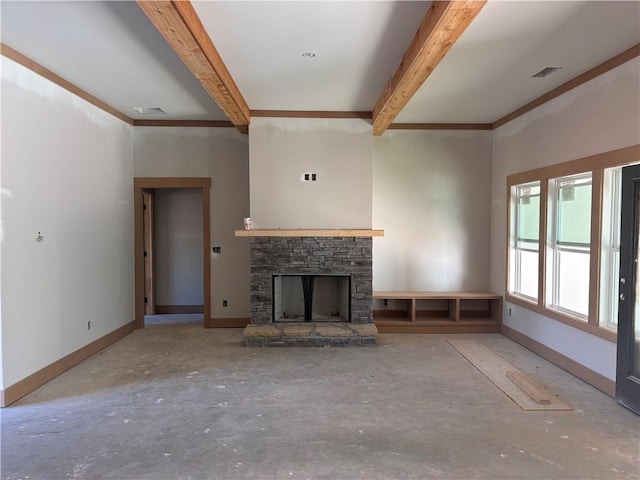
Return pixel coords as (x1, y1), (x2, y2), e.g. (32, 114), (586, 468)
(154, 188), (203, 306)
(248, 117), (494, 298)
(373, 130), (493, 292)
(249, 117), (373, 229)
(1, 57), (134, 389)
(134, 127), (250, 318)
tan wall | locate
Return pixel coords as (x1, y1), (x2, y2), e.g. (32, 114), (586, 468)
(249, 117), (373, 229)
(154, 188), (203, 306)
(373, 130), (493, 291)
(133, 127), (250, 318)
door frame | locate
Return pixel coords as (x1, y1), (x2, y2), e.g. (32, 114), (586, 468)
(134, 177), (211, 328)
(143, 190), (155, 316)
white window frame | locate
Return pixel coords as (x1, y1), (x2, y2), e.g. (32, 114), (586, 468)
(600, 167), (622, 330)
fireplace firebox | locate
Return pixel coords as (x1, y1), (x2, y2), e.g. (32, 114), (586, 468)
(273, 274), (351, 322)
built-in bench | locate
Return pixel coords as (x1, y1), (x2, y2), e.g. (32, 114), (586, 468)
(373, 291), (503, 334)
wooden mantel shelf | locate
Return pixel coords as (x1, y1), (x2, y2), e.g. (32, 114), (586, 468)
(235, 229), (384, 237)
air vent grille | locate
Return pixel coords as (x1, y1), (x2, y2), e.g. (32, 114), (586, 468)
(133, 107), (167, 115)
(532, 67), (562, 78)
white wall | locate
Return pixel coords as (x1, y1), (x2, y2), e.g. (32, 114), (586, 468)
(133, 127), (250, 318)
(0, 130), (4, 389)
(1, 57), (134, 389)
(249, 117), (373, 229)
(154, 188), (203, 306)
(491, 58), (640, 380)
(373, 130), (493, 291)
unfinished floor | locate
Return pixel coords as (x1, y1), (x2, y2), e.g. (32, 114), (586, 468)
(1, 326), (638, 480)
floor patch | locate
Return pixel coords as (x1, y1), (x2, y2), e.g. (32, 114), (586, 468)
(448, 339), (572, 411)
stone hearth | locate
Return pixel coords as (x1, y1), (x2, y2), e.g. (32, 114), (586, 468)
(244, 322), (377, 347)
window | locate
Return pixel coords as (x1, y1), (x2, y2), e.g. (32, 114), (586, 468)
(510, 182), (540, 301)
(505, 145), (639, 343)
(600, 168), (622, 329)
(547, 173), (592, 318)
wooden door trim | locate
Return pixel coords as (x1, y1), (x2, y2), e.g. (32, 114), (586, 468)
(143, 191), (155, 315)
(134, 177), (211, 328)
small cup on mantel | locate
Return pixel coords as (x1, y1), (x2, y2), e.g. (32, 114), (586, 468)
(243, 217), (252, 230)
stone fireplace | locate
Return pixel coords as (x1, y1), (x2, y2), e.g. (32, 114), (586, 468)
(239, 232), (380, 346)
(249, 236), (373, 324)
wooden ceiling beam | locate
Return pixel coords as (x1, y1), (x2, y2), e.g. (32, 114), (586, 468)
(137, 0), (250, 133)
(372, 0), (486, 136)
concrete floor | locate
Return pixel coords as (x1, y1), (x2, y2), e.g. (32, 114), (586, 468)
(1, 326), (639, 480)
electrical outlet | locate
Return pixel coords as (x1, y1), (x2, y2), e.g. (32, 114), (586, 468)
(212, 246), (221, 253)
(300, 172), (317, 182)
(223, 300), (228, 307)
(88, 321), (91, 330)
(508, 304), (513, 316)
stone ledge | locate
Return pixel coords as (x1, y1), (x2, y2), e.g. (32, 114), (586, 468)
(243, 322), (377, 347)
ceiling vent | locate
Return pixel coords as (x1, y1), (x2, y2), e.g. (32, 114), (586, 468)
(532, 67), (562, 78)
(133, 107), (167, 114)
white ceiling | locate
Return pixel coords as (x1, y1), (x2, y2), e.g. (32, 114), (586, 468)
(191, 1), (431, 111)
(397, 0), (640, 123)
(1, 1), (228, 120)
(1, 1), (639, 126)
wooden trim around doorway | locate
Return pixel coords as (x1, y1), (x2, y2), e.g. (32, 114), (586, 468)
(134, 177), (211, 328)
(1, 321), (135, 407)
(143, 191), (155, 315)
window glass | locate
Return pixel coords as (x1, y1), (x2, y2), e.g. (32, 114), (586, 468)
(517, 185), (540, 247)
(511, 182), (540, 301)
(557, 177), (592, 247)
(600, 168), (622, 329)
(549, 173), (592, 318)
(555, 250), (590, 316)
(517, 250), (539, 299)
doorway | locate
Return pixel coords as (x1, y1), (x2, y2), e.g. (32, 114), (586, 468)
(144, 188), (204, 325)
(134, 178), (211, 329)
(616, 163), (640, 414)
